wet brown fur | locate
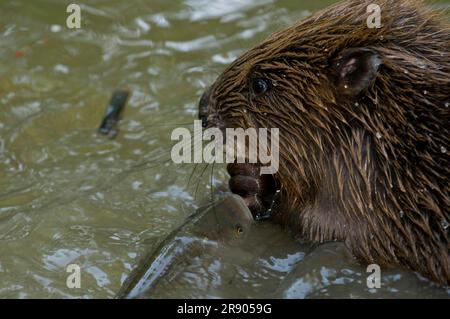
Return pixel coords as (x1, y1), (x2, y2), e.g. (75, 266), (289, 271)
(203, 0), (450, 284)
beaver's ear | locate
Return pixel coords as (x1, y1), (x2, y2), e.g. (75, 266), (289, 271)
(332, 48), (381, 96)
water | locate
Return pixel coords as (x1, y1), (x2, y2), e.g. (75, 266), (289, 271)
(0, 0), (449, 298)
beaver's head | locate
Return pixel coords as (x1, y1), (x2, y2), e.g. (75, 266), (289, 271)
(198, 0), (449, 245)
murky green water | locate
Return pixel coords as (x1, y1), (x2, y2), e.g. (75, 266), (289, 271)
(0, 0), (449, 298)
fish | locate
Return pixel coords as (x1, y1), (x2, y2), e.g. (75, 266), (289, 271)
(117, 194), (255, 298)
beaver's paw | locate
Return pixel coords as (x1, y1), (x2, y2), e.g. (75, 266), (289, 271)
(227, 163), (278, 220)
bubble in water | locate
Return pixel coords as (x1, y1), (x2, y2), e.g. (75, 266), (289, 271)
(376, 132), (382, 139)
(441, 146), (447, 154)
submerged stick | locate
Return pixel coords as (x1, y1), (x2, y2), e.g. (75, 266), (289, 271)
(98, 89), (129, 138)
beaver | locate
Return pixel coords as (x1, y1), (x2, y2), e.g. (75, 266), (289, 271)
(198, 0), (450, 285)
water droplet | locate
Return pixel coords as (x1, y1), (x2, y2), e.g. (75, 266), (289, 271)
(50, 24), (62, 33)
(442, 220), (449, 230)
(344, 85), (348, 89)
(399, 210), (404, 218)
(445, 102), (449, 108)
(354, 102), (359, 107)
(441, 146), (447, 154)
(54, 64), (69, 74)
(376, 132), (382, 139)
(423, 90), (428, 95)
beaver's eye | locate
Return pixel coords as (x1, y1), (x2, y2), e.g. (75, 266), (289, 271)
(252, 78), (268, 95)
(236, 226), (244, 236)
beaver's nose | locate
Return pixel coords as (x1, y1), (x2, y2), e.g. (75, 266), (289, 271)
(198, 89), (210, 128)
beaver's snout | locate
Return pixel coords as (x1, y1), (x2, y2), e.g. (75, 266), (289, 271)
(198, 87), (280, 220)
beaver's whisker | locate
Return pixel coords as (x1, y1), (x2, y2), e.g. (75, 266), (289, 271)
(187, 163), (199, 189)
(209, 162), (216, 204)
(194, 163), (210, 201)
(123, 145), (180, 175)
(139, 122), (194, 129)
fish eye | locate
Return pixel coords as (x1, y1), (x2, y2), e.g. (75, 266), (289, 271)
(252, 78), (268, 95)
